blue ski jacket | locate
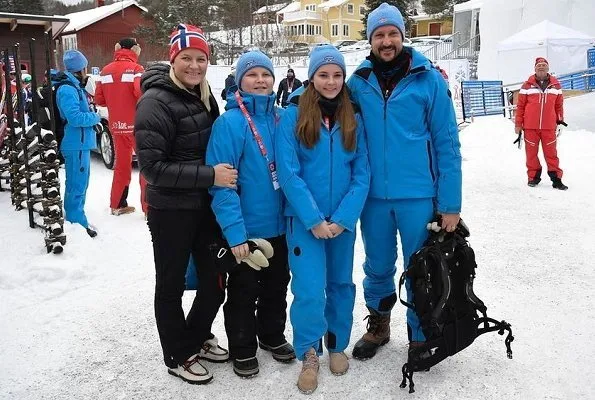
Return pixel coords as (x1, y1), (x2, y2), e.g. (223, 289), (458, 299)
(55, 71), (99, 152)
(276, 87), (370, 231)
(207, 88), (285, 247)
(347, 47), (461, 214)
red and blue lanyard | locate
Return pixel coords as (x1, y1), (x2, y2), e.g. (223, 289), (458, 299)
(234, 90), (280, 190)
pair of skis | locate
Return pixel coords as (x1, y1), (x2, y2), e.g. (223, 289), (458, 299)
(1, 33), (66, 254)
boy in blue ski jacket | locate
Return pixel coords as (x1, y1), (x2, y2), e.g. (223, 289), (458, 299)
(56, 50), (100, 236)
(346, 3), (462, 361)
(276, 45), (370, 394)
(207, 50), (295, 378)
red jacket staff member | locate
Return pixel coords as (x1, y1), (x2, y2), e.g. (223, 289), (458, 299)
(515, 57), (568, 190)
(95, 38), (148, 214)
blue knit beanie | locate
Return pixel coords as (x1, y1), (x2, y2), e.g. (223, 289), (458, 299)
(366, 2), (405, 42)
(235, 50), (275, 90)
(63, 50), (88, 73)
(307, 44), (346, 80)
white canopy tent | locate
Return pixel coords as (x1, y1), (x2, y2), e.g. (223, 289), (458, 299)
(477, 0), (595, 81)
(495, 20), (594, 85)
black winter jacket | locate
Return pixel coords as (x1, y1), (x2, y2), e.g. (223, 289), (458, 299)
(135, 63), (220, 210)
(276, 77), (302, 107)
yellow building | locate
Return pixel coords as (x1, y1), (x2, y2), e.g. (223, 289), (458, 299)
(278, 0), (366, 44)
(410, 11), (453, 37)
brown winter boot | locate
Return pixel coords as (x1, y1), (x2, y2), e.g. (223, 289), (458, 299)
(111, 206), (135, 216)
(329, 351), (349, 376)
(352, 308), (390, 360)
(297, 348), (319, 394)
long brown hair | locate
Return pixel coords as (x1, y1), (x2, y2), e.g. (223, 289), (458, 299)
(296, 85), (357, 151)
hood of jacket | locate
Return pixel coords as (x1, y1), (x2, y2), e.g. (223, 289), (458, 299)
(113, 48), (139, 63)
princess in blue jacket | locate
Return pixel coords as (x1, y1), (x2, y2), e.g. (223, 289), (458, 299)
(206, 50), (295, 378)
(275, 45), (370, 394)
(56, 50), (100, 236)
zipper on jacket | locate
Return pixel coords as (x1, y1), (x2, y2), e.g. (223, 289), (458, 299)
(426, 140), (436, 182)
(383, 98), (388, 199)
(80, 127), (84, 144)
(328, 121), (333, 218)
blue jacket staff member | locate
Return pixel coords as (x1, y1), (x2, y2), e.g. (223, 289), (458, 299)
(207, 50), (295, 379)
(276, 45), (370, 395)
(56, 50), (101, 237)
(347, 3), (462, 361)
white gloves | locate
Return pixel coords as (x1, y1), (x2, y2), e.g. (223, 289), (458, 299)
(237, 238), (275, 271)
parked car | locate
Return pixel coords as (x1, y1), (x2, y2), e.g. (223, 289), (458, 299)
(85, 74), (135, 169)
(339, 40), (371, 52)
(333, 40), (357, 50)
(280, 41), (310, 54)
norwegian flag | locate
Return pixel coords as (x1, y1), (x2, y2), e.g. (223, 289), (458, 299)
(169, 24), (208, 53)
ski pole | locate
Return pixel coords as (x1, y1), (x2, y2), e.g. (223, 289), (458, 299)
(513, 131), (522, 149)
(13, 43), (35, 229)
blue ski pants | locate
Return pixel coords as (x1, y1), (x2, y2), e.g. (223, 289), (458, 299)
(287, 216), (357, 360)
(360, 197), (434, 342)
(62, 150), (90, 228)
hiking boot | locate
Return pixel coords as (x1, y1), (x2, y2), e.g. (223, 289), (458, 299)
(111, 206), (135, 216)
(329, 352), (349, 376)
(527, 178), (541, 187)
(259, 341), (296, 363)
(352, 309), (390, 360)
(198, 336), (229, 363)
(297, 348), (319, 394)
(233, 357), (259, 378)
(552, 179), (568, 190)
(167, 354), (213, 385)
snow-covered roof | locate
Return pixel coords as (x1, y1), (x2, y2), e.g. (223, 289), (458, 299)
(0, 12), (69, 38)
(319, 0), (349, 11)
(60, 0), (147, 34)
(277, 2), (301, 15)
(254, 3), (289, 15)
(454, 0), (483, 13)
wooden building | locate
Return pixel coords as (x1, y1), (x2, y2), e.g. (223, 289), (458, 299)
(58, 0), (164, 69)
(0, 12), (69, 81)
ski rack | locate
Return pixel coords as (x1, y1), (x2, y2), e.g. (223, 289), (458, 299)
(0, 35), (67, 254)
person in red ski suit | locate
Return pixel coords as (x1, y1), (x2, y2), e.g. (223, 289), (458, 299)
(515, 57), (568, 190)
(95, 38), (148, 214)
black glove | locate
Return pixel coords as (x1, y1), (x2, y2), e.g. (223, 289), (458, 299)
(556, 120), (567, 127)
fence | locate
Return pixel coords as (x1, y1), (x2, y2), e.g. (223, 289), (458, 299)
(461, 80), (506, 122)
(557, 68), (595, 91)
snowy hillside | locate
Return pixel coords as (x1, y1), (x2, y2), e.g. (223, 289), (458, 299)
(1, 93), (595, 399)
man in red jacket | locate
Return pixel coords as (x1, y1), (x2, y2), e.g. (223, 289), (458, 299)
(515, 57), (568, 190)
(95, 38), (148, 215)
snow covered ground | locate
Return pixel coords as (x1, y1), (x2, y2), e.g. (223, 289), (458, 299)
(1, 93), (595, 399)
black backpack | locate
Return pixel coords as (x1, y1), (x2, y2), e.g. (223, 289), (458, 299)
(37, 76), (79, 150)
(398, 218), (514, 393)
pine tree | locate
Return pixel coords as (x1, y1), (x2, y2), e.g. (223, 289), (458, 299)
(361, 0), (414, 39)
(421, 0), (467, 17)
(8, 0), (46, 14)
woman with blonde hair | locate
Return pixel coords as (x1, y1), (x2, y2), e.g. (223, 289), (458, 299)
(276, 44), (370, 394)
(135, 24), (237, 384)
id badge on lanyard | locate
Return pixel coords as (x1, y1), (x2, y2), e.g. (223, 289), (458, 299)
(235, 91), (280, 191)
(268, 161), (280, 190)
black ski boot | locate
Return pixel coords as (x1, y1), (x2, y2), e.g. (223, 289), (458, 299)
(548, 171), (568, 190)
(527, 178), (541, 187)
(86, 227), (98, 238)
(352, 308), (390, 360)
